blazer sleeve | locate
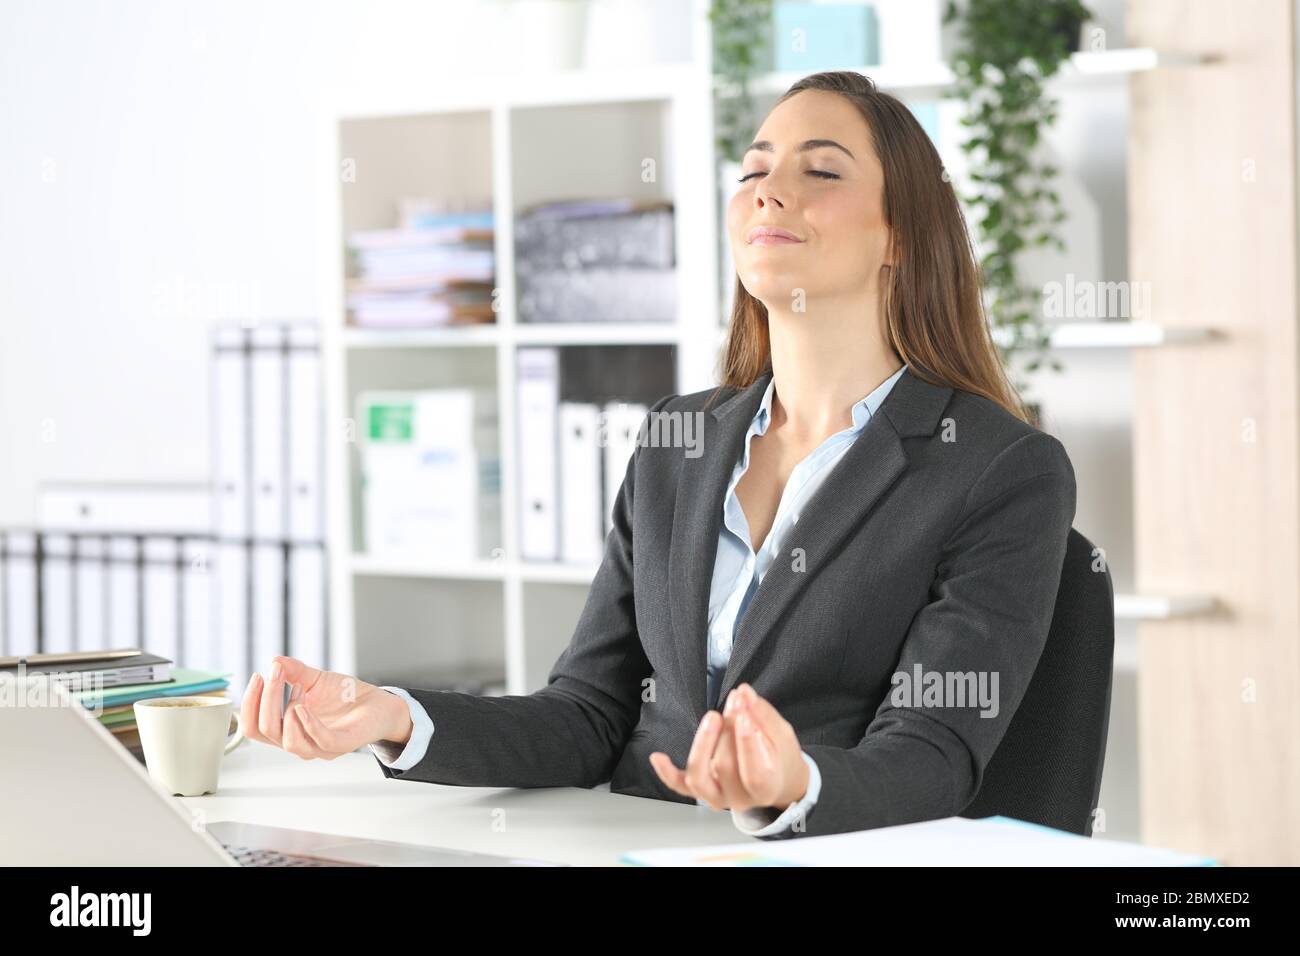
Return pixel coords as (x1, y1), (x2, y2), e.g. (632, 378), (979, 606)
(372, 394), (674, 790)
(779, 430), (1077, 839)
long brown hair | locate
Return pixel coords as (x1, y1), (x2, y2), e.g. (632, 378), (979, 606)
(715, 70), (1028, 423)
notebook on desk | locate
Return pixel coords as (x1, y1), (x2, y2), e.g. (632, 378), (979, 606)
(620, 815), (1218, 867)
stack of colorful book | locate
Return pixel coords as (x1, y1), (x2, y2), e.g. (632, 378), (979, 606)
(0, 649), (234, 764)
(346, 205), (497, 329)
(76, 667), (234, 763)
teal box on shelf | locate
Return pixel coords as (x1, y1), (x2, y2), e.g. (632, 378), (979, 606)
(773, 2), (880, 73)
(909, 101), (941, 150)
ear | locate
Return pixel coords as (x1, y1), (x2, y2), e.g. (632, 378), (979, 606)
(882, 231), (896, 268)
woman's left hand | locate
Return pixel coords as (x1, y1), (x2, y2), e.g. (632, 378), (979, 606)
(648, 683), (810, 814)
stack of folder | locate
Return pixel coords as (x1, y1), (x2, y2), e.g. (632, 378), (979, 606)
(0, 649), (233, 764)
(0, 648), (172, 689)
(515, 345), (676, 563)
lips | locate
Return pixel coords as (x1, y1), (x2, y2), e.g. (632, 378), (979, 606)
(747, 225), (804, 245)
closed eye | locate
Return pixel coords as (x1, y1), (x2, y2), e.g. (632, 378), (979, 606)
(737, 170), (840, 182)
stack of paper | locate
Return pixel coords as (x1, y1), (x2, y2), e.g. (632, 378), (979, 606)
(620, 815), (1218, 867)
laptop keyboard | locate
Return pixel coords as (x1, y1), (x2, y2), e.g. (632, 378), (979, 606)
(222, 843), (374, 867)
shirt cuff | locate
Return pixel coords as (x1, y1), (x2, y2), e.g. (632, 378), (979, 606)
(368, 686), (434, 773)
(731, 751), (822, 837)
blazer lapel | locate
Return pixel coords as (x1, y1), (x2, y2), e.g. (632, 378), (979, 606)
(682, 364), (955, 718)
(668, 370), (773, 723)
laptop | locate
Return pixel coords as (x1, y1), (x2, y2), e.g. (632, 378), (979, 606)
(0, 678), (562, 866)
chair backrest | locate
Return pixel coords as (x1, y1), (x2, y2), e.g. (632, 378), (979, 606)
(959, 527), (1115, 836)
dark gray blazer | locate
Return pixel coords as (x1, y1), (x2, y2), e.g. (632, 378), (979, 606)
(375, 365), (1077, 840)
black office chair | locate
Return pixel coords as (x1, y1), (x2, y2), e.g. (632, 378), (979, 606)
(959, 527), (1115, 836)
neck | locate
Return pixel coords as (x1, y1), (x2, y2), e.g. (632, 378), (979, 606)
(764, 291), (902, 442)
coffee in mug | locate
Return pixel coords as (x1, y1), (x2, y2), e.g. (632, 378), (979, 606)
(146, 700), (208, 707)
(133, 696), (244, 796)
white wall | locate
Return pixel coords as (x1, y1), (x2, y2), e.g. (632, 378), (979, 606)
(0, 0), (509, 525)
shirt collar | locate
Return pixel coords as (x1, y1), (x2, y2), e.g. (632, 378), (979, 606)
(752, 363), (908, 438)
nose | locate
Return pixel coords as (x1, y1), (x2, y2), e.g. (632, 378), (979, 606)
(753, 173), (785, 210)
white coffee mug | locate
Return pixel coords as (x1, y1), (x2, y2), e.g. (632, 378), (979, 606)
(133, 696), (245, 796)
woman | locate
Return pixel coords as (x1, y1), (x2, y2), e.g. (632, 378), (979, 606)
(240, 71), (1076, 841)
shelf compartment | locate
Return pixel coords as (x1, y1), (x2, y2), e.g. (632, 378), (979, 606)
(992, 321), (1216, 349)
(351, 575), (506, 691)
(1114, 593), (1217, 620)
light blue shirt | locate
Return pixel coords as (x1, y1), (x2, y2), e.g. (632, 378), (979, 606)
(372, 363), (909, 838)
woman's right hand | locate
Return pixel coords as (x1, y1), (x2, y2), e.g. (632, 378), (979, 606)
(238, 656), (414, 760)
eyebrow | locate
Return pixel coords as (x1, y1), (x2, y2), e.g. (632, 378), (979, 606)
(742, 138), (856, 160)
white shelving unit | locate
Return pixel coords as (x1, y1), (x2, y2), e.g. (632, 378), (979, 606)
(320, 48), (722, 694)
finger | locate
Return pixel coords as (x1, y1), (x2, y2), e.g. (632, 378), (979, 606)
(734, 706), (781, 806)
(281, 703), (325, 760)
(293, 703), (345, 755)
(710, 691), (749, 801)
(709, 718), (749, 809)
(239, 672), (271, 744)
(684, 712), (727, 811)
(272, 655), (318, 714)
(648, 752), (693, 798)
(736, 684), (791, 740)
(272, 655), (324, 692)
(258, 659), (287, 745)
(717, 689), (756, 800)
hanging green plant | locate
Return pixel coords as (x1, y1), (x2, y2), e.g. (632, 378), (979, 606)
(943, 0), (1091, 400)
(710, 0), (775, 162)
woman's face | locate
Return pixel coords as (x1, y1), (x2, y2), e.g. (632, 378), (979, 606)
(727, 90), (893, 310)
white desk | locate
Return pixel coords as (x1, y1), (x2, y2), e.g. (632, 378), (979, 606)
(178, 740), (746, 866)
(174, 743), (1218, 867)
